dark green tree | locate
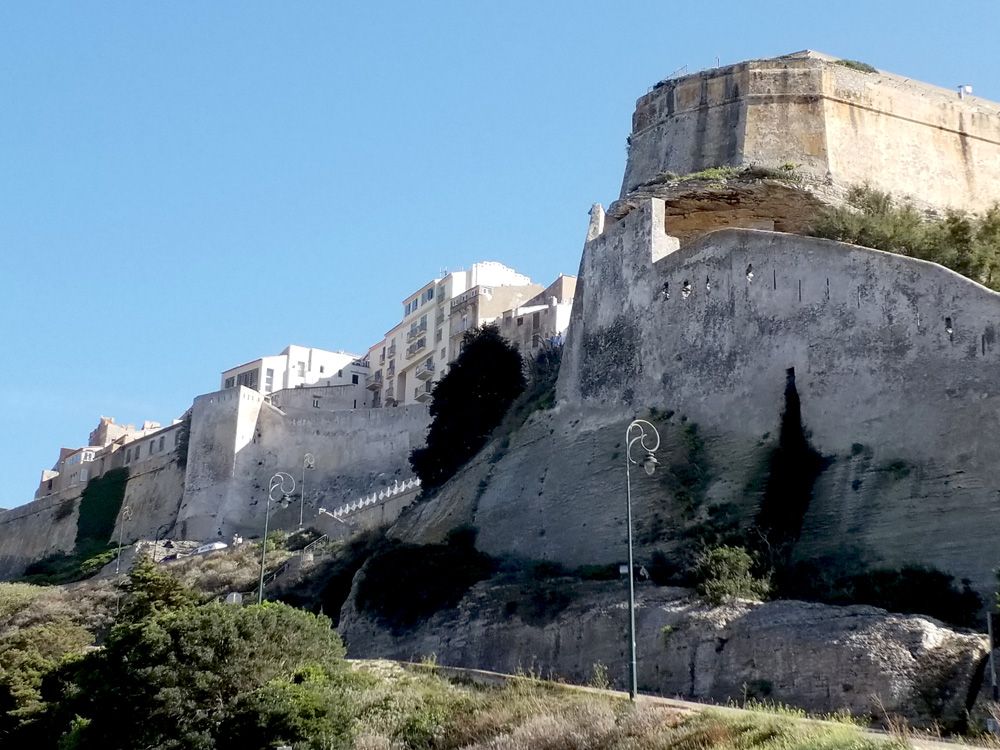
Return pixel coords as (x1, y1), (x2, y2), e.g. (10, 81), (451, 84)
(116, 554), (200, 624)
(410, 324), (525, 490)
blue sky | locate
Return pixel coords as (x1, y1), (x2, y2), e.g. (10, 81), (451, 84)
(2, 1), (999, 506)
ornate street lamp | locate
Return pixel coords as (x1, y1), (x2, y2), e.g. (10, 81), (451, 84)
(624, 418), (661, 700)
(300, 453), (315, 529)
(259, 471), (295, 604)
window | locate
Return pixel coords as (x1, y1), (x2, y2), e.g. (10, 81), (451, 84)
(264, 368), (274, 392)
(149, 442), (154, 456)
(533, 311), (541, 328)
(517, 317), (524, 327)
(236, 370), (258, 389)
(125, 448), (131, 464)
(159, 436), (165, 452)
(338, 369), (343, 377)
(312, 397), (320, 408)
(440, 348), (446, 358)
(435, 329), (442, 342)
(296, 361), (306, 378)
(174, 431), (181, 446)
(320, 365), (325, 374)
(224, 376), (235, 388)
(352, 374), (359, 384)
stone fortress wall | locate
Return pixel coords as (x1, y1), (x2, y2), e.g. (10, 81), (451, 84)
(556, 196), (1000, 598)
(171, 386), (430, 542)
(0, 385), (429, 578)
(622, 51), (1000, 214)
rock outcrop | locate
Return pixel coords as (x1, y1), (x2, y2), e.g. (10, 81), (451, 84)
(340, 579), (988, 728)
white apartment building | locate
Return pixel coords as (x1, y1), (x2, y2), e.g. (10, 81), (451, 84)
(366, 262), (534, 407)
(220, 345), (365, 396)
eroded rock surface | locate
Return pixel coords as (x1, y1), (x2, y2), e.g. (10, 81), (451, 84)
(340, 580), (987, 728)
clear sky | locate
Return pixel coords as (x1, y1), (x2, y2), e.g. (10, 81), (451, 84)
(2, 1), (998, 507)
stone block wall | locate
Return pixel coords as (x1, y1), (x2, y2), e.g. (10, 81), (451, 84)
(622, 51), (1000, 214)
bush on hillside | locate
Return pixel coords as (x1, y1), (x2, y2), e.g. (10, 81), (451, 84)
(34, 602), (346, 749)
(695, 546), (770, 605)
(116, 555), (201, 624)
(811, 185), (1000, 291)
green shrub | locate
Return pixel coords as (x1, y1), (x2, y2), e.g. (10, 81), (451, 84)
(835, 59), (878, 73)
(811, 185), (1000, 291)
(0, 583), (43, 625)
(39, 602), (345, 748)
(285, 527), (324, 552)
(696, 546), (770, 605)
(20, 543), (119, 586)
(355, 527), (495, 632)
(116, 556), (200, 624)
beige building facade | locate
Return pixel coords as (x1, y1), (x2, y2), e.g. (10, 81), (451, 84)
(367, 262), (534, 407)
(497, 275), (576, 354)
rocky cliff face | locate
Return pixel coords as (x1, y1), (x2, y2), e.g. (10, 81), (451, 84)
(339, 579), (987, 728)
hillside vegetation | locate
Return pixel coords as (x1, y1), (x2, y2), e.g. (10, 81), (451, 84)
(811, 185), (1000, 291)
(0, 558), (899, 749)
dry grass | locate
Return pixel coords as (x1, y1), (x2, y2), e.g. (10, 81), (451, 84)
(164, 543), (292, 598)
(345, 663), (892, 750)
(0, 579), (117, 639)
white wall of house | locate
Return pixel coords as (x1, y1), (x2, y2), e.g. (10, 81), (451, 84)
(221, 346), (361, 395)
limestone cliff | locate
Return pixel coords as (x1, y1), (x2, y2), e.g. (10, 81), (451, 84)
(340, 579), (988, 728)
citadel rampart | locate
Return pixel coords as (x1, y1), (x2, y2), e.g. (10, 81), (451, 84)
(558, 197), (1000, 596)
(622, 51), (1000, 214)
(180, 386), (429, 541)
(0, 386), (429, 578)
(402, 197), (1000, 602)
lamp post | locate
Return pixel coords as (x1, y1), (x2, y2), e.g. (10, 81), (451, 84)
(300, 453), (315, 529)
(259, 472), (295, 604)
(115, 505), (133, 575)
(624, 418), (661, 701)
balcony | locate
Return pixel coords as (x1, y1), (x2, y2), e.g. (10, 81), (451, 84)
(384, 385), (395, 402)
(414, 382), (433, 403)
(387, 344), (397, 358)
(415, 358), (435, 380)
(405, 337), (427, 359)
(379, 353), (385, 365)
(406, 321), (428, 342)
(435, 309), (445, 326)
(365, 370), (383, 390)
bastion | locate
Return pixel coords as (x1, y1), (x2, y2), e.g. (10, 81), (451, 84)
(399, 55), (1000, 606)
(619, 50), (1000, 239)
